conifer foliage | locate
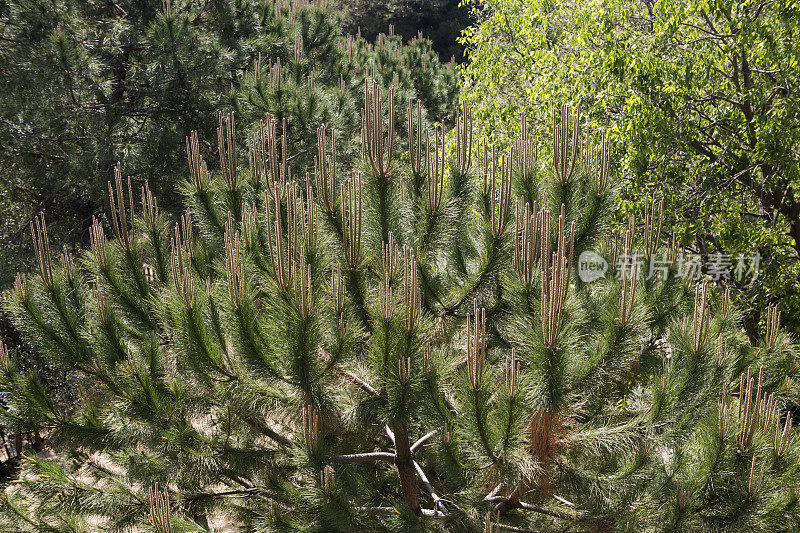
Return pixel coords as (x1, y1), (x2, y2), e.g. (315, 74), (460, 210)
(0, 0), (457, 284)
(2, 93), (800, 532)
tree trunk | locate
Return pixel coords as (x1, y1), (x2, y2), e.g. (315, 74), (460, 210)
(392, 423), (421, 514)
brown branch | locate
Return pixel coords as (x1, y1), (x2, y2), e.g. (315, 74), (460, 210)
(242, 416), (291, 447)
(517, 501), (573, 521)
(338, 367), (378, 395)
(391, 423), (421, 514)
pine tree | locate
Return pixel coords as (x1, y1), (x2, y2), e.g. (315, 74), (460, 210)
(0, 0), (457, 285)
(234, 9), (458, 176)
(0, 0), (251, 271)
(334, 0), (471, 63)
(1, 94), (799, 532)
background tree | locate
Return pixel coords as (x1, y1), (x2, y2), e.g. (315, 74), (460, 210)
(0, 0), (457, 285)
(0, 0), (252, 278)
(459, 0), (800, 338)
(334, 0), (472, 62)
(1, 93), (799, 531)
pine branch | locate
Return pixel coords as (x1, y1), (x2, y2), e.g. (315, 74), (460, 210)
(333, 452), (395, 463)
(410, 429), (439, 453)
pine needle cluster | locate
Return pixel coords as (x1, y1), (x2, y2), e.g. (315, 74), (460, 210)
(1, 94), (799, 533)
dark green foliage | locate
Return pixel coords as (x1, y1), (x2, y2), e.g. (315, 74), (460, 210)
(0, 0), (457, 286)
(0, 0), (248, 280)
(335, 0), (471, 62)
(1, 93), (800, 533)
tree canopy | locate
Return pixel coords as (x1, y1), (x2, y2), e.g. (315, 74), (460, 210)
(0, 0), (457, 285)
(460, 0), (800, 338)
(1, 1), (800, 531)
(2, 96), (800, 530)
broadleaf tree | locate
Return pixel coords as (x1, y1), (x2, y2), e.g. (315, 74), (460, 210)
(459, 0), (800, 339)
